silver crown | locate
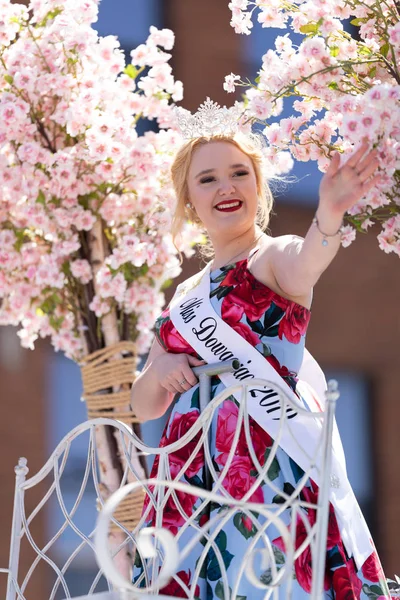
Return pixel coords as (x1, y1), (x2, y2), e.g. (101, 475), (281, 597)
(174, 97), (246, 139)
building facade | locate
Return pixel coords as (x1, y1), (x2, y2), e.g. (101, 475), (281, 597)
(0, 2), (398, 598)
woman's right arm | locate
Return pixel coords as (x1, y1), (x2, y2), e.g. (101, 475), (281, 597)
(130, 338), (205, 422)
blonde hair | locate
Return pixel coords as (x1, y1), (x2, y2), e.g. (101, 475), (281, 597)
(170, 133), (274, 261)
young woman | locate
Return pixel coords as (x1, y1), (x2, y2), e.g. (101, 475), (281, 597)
(131, 129), (390, 599)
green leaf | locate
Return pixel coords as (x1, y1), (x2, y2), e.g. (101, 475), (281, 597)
(233, 512), (257, 539)
(273, 545), (286, 565)
(283, 482), (296, 496)
(299, 22), (319, 34)
(210, 272), (229, 283)
(196, 555), (207, 579)
(49, 315), (65, 331)
(327, 546), (345, 569)
(380, 42), (390, 58)
(215, 581), (246, 600)
(36, 190), (46, 205)
(124, 64), (139, 79)
(329, 46), (339, 57)
(78, 191), (98, 209)
(273, 482), (296, 504)
(359, 45), (372, 56)
(49, 195), (61, 207)
(368, 66), (377, 78)
(361, 583), (383, 599)
(197, 533), (233, 581)
(185, 474), (206, 489)
(4, 74), (13, 85)
(272, 492), (285, 504)
(215, 580), (225, 600)
(289, 457), (305, 483)
(61, 261), (71, 276)
(119, 262), (149, 283)
(328, 81), (339, 90)
(37, 7), (63, 27)
(261, 343), (272, 357)
(262, 324), (279, 337)
(160, 278), (173, 291)
(263, 303), (283, 327)
(264, 448), (280, 480)
(350, 17), (365, 26)
(134, 551), (143, 568)
(212, 286), (233, 301)
(247, 317), (264, 335)
(208, 548), (234, 581)
(215, 530), (227, 552)
(370, 584), (385, 595)
(39, 292), (62, 315)
(13, 231), (26, 252)
(190, 386), (200, 409)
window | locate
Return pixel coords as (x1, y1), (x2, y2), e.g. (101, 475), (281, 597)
(94, 0), (163, 48)
(324, 370), (374, 531)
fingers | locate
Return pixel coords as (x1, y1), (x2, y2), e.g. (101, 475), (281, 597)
(325, 151), (341, 177)
(345, 139), (370, 169)
(160, 353), (205, 394)
(340, 143), (380, 188)
(187, 355), (207, 366)
(356, 150), (380, 181)
(361, 172), (383, 195)
(181, 362), (199, 388)
(163, 376), (190, 394)
(174, 355), (206, 391)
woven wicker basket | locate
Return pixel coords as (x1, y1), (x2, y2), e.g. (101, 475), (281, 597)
(80, 341), (145, 532)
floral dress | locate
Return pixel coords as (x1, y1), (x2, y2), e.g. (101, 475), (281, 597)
(133, 256), (390, 599)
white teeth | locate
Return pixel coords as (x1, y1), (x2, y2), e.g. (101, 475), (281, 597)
(216, 201), (241, 210)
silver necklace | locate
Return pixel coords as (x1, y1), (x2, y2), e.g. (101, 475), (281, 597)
(211, 232), (264, 271)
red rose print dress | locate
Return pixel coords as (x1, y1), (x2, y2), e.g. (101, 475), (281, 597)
(133, 255), (390, 599)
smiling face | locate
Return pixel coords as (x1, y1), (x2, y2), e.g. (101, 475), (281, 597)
(187, 141), (259, 238)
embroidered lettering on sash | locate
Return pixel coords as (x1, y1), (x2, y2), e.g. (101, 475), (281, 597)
(181, 302), (297, 420)
(180, 298), (204, 323)
(249, 387), (297, 420)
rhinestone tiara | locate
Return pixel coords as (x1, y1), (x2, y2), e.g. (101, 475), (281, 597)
(174, 97), (246, 140)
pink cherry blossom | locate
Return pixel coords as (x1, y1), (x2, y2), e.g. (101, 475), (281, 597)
(223, 73), (240, 93)
(228, 1), (400, 253)
(70, 259), (92, 284)
(340, 225), (357, 248)
(148, 26), (175, 51)
(0, 4), (197, 361)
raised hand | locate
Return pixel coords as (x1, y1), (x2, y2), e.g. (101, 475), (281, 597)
(319, 140), (382, 217)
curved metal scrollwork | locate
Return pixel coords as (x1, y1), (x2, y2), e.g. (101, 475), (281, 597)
(3, 373), (339, 599)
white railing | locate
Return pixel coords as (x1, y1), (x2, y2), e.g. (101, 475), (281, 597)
(3, 362), (340, 600)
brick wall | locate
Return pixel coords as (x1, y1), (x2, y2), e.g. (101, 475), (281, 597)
(0, 333), (48, 599)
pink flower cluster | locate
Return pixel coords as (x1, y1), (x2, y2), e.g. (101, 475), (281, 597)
(0, 0), (202, 360)
(227, 0), (400, 255)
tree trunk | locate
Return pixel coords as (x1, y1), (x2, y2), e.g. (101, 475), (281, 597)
(85, 219), (147, 581)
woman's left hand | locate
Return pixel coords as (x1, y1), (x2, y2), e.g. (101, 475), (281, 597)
(318, 140), (382, 217)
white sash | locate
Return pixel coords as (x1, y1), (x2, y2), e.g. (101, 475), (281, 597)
(169, 263), (374, 569)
